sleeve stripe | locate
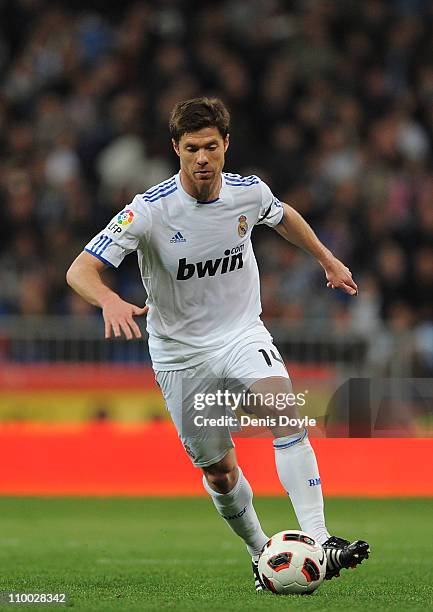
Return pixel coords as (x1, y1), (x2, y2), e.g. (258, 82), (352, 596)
(88, 235), (113, 255)
(276, 207), (284, 224)
(97, 237), (113, 254)
(91, 234), (106, 252)
(258, 203), (273, 222)
(84, 248), (115, 267)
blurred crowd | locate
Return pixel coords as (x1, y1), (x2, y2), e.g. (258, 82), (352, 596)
(0, 0), (432, 370)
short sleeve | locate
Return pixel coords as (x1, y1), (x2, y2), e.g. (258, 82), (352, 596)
(84, 195), (151, 268)
(256, 180), (284, 227)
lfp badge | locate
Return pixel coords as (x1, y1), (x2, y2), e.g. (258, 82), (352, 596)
(117, 209), (134, 225)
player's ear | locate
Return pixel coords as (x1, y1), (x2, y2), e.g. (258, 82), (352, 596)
(224, 134), (230, 152)
(172, 138), (180, 157)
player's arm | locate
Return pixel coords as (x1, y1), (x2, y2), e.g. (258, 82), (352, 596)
(274, 202), (358, 296)
(66, 251), (147, 340)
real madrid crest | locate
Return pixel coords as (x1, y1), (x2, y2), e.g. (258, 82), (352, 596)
(238, 215), (248, 237)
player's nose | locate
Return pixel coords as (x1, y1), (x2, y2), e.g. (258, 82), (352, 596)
(196, 149), (208, 165)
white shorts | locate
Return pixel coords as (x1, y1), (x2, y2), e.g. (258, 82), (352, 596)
(155, 331), (290, 467)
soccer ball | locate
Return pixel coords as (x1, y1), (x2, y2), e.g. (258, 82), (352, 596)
(258, 530), (326, 595)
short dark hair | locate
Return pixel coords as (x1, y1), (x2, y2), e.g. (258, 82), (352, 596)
(169, 97), (230, 142)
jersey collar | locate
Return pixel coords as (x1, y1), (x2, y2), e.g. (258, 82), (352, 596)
(175, 171), (226, 207)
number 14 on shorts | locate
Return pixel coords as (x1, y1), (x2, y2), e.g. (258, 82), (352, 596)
(258, 347), (287, 369)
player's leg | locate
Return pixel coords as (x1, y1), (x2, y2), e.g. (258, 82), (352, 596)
(155, 368), (269, 578)
(248, 374), (331, 545)
(250, 375), (369, 579)
(202, 448), (268, 558)
(201, 448), (269, 592)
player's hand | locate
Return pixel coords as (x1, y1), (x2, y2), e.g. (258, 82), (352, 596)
(323, 256), (358, 296)
(102, 294), (148, 340)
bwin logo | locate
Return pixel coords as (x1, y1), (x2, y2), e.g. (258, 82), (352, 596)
(308, 478), (321, 487)
(222, 506), (247, 520)
(177, 249), (244, 280)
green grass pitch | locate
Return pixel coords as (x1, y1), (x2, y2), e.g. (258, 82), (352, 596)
(0, 497), (432, 611)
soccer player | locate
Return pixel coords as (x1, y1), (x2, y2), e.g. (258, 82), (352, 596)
(66, 97), (370, 590)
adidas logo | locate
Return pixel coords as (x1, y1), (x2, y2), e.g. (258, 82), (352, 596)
(170, 231), (187, 243)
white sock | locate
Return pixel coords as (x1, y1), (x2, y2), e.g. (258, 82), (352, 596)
(203, 467), (269, 558)
(274, 429), (331, 545)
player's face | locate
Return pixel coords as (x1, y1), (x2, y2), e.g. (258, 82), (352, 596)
(172, 127), (229, 201)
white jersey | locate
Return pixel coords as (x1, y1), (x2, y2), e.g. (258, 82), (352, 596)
(85, 171), (284, 370)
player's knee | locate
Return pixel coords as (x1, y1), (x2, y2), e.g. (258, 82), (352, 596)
(203, 460), (238, 494)
(205, 469), (238, 494)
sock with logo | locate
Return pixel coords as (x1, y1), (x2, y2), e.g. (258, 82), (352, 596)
(274, 429), (331, 545)
(202, 467), (269, 558)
